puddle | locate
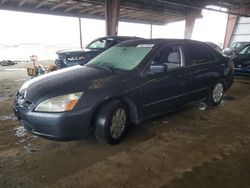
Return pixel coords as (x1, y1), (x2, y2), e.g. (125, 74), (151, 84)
(0, 114), (17, 122)
(15, 126), (27, 137)
(198, 102), (208, 111)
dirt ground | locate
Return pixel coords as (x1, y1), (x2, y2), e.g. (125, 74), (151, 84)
(0, 62), (250, 188)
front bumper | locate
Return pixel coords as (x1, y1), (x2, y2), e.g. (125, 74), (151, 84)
(234, 68), (250, 76)
(13, 102), (92, 140)
(55, 58), (87, 69)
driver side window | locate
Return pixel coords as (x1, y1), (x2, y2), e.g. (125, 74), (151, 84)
(88, 39), (107, 49)
(151, 45), (182, 70)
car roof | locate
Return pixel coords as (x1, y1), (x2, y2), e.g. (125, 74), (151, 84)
(117, 38), (223, 58)
(234, 41), (250, 44)
(95, 36), (143, 41)
(117, 38), (205, 46)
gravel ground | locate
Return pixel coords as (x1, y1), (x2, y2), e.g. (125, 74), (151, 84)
(0, 63), (250, 188)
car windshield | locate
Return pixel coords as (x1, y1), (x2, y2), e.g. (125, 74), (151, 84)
(237, 45), (250, 55)
(87, 46), (152, 71)
(86, 39), (114, 49)
(231, 42), (245, 49)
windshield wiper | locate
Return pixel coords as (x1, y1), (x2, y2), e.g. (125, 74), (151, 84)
(87, 64), (113, 71)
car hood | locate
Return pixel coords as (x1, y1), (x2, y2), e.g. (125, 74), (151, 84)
(232, 54), (245, 61)
(232, 55), (250, 65)
(19, 65), (120, 102)
(57, 48), (100, 56)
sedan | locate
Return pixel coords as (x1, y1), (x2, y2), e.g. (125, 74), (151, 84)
(14, 39), (234, 144)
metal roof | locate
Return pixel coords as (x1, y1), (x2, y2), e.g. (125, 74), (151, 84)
(0, 0), (249, 24)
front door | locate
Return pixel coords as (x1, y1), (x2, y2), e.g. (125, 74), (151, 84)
(140, 44), (190, 116)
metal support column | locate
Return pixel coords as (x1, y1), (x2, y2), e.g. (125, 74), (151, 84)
(105, 0), (120, 36)
(150, 24), (153, 39)
(184, 10), (201, 39)
(223, 14), (238, 48)
(79, 17), (83, 49)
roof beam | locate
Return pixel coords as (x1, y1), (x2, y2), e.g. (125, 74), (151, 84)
(64, 2), (90, 12)
(157, 0), (250, 17)
(50, 0), (71, 11)
(88, 8), (103, 15)
(35, 0), (48, 9)
(1, 0), (8, 5)
(64, 2), (80, 12)
(77, 4), (100, 14)
(18, 0), (28, 7)
(119, 9), (136, 16)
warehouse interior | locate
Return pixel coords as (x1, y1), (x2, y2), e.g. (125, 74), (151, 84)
(0, 0), (250, 46)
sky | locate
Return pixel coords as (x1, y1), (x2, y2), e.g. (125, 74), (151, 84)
(0, 7), (228, 60)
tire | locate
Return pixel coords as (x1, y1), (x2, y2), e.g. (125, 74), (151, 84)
(94, 100), (129, 145)
(207, 80), (225, 106)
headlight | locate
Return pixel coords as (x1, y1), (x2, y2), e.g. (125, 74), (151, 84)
(34, 92), (83, 112)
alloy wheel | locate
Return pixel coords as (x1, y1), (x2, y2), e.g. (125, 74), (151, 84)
(110, 108), (126, 139)
(212, 83), (224, 103)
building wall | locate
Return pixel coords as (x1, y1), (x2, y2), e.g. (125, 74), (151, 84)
(231, 17), (250, 45)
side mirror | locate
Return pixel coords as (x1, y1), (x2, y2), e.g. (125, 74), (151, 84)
(149, 64), (167, 74)
(231, 51), (235, 55)
(227, 50), (234, 56)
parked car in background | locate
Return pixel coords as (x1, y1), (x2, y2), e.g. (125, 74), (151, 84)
(0, 60), (16, 66)
(14, 39), (234, 145)
(223, 41), (250, 56)
(231, 43), (250, 75)
(205, 42), (222, 53)
(55, 36), (142, 68)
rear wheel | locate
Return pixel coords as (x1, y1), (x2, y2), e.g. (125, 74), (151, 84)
(207, 80), (224, 106)
(94, 100), (129, 145)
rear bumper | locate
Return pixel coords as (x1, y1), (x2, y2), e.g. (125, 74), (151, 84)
(224, 69), (234, 91)
(14, 104), (92, 140)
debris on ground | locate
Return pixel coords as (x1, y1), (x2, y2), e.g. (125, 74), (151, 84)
(14, 126), (27, 137)
(24, 145), (38, 153)
(198, 102), (208, 111)
(0, 114), (17, 122)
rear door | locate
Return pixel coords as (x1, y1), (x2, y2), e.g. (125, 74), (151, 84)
(183, 43), (218, 100)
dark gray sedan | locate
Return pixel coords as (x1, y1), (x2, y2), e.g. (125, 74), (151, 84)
(14, 39), (234, 144)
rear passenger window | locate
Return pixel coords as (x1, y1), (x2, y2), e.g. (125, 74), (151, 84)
(185, 43), (215, 65)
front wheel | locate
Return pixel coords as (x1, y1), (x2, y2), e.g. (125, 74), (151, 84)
(94, 100), (129, 145)
(207, 80), (224, 106)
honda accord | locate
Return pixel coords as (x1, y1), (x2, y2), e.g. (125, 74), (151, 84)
(14, 39), (234, 144)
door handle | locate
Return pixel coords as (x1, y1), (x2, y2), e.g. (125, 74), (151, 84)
(178, 74), (190, 79)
